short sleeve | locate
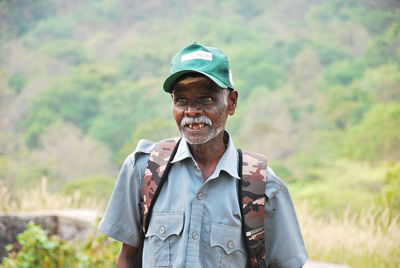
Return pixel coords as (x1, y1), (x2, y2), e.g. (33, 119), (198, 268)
(98, 139), (155, 247)
(264, 167), (308, 268)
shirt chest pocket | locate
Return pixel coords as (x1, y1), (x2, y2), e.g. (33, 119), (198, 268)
(209, 222), (247, 268)
(145, 212), (184, 267)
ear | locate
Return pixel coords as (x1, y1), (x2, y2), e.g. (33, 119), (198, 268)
(227, 90), (238, 115)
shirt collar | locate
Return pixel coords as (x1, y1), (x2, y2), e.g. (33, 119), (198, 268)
(171, 137), (193, 164)
(171, 131), (240, 180)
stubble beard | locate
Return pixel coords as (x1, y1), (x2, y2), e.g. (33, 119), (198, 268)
(180, 111), (227, 145)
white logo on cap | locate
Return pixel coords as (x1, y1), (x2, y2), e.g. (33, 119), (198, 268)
(181, 51), (212, 62)
(229, 69), (234, 86)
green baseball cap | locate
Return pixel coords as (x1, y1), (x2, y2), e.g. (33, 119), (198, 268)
(163, 42), (234, 92)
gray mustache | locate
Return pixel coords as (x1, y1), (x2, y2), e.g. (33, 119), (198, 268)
(181, 116), (212, 127)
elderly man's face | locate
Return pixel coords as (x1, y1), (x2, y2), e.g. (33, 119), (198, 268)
(171, 79), (237, 145)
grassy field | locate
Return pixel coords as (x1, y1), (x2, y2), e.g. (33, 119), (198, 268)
(297, 203), (399, 268)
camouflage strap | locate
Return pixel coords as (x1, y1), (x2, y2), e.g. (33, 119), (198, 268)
(140, 137), (181, 234)
(238, 149), (268, 268)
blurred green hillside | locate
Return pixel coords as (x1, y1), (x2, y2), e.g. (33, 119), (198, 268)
(0, 0), (399, 266)
(1, 0), (399, 211)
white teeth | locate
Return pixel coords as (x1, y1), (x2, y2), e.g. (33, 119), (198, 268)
(188, 124), (193, 129)
(199, 123), (204, 128)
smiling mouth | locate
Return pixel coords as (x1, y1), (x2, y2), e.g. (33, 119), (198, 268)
(187, 123), (206, 130)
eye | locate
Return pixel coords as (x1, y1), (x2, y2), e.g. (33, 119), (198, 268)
(200, 96), (213, 105)
(174, 97), (187, 106)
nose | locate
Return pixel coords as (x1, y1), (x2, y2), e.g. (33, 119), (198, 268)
(185, 102), (202, 117)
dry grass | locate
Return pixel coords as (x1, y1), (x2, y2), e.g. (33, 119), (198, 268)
(297, 202), (400, 268)
(0, 179), (104, 213)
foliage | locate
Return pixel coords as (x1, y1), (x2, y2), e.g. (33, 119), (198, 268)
(1, 222), (81, 268)
(323, 84), (371, 129)
(289, 160), (387, 214)
(342, 103), (400, 161)
(1, 122), (116, 192)
(380, 162), (400, 214)
(0, 0), (56, 37)
(87, 79), (171, 152)
(39, 39), (89, 65)
(0, 222), (119, 268)
(363, 18), (400, 67)
(62, 175), (115, 201)
(7, 72), (28, 94)
(116, 118), (178, 163)
(23, 65), (118, 147)
(357, 9), (399, 34)
(29, 17), (74, 40)
(320, 59), (365, 90)
(312, 44), (347, 66)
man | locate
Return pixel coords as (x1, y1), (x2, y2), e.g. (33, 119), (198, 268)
(99, 42), (307, 267)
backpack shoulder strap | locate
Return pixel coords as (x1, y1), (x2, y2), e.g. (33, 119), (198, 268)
(140, 137), (180, 235)
(238, 149), (268, 268)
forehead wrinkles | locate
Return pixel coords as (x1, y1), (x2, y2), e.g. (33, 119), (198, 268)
(174, 75), (217, 89)
(172, 87), (229, 98)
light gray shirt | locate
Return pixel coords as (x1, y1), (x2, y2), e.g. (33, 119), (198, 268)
(99, 134), (307, 268)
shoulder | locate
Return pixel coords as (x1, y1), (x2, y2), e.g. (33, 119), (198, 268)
(124, 137), (180, 168)
(265, 166), (288, 199)
(240, 150), (268, 173)
(240, 150), (268, 172)
(124, 139), (157, 169)
(240, 150), (286, 199)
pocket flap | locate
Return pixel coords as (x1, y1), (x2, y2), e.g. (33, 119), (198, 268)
(145, 212), (184, 241)
(210, 222), (244, 255)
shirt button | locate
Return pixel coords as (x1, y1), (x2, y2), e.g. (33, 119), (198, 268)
(197, 193), (205, 200)
(192, 232), (199, 240)
(159, 226), (166, 234)
(227, 240), (234, 249)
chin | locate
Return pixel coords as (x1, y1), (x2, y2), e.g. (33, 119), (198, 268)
(184, 138), (209, 145)
(181, 129), (223, 145)
(182, 134), (209, 145)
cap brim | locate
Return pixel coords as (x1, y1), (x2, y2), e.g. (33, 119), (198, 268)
(163, 70), (227, 93)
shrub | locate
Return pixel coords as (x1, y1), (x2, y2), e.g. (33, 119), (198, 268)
(7, 72), (28, 94)
(1, 222), (119, 268)
(380, 162), (400, 214)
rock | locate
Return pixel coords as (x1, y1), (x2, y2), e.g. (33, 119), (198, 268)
(0, 209), (98, 260)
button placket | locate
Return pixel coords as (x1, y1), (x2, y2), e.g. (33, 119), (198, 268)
(186, 181), (209, 266)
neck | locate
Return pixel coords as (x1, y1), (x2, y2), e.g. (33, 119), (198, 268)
(187, 131), (227, 179)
